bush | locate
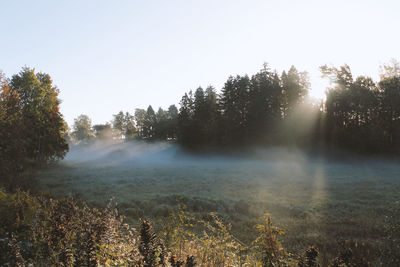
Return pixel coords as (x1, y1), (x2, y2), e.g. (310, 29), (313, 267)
(0, 189), (142, 266)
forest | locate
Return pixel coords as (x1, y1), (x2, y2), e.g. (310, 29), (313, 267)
(1, 62), (400, 266)
(69, 62), (400, 154)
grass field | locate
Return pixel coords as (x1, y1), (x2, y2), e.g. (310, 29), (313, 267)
(34, 141), (400, 263)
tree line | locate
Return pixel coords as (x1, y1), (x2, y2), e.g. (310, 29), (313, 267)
(1, 60), (400, 186)
(70, 105), (179, 143)
(322, 62), (400, 153)
(70, 61), (400, 154)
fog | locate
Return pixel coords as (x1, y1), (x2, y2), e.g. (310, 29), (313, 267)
(38, 140), (400, 254)
(63, 140), (400, 201)
(64, 139), (400, 173)
(66, 139), (323, 167)
(65, 140), (180, 165)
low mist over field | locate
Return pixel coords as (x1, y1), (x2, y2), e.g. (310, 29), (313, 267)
(65, 140), (319, 165)
(65, 140), (179, 165)
(36, 141), (400, 257)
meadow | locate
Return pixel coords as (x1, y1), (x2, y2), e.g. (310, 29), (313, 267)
(34, 141), (400, 263)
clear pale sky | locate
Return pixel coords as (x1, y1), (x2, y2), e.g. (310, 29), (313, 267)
(1, 0), (399, 126)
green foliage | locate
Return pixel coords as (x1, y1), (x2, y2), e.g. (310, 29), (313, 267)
(143, 105), (156, 140)
(172, 61), (400, 154)
(125, 111), (137, 140)
(110, 111), (137, 140)
(65, 61), (397, 155)
(196, 212), (245, 266)
(9, 67), (68, 162)
(0, 189), (142, 266)
(112, 111), (125, 139)
(378, 75), (400, 152)
(134, 105), (178, 141)
(219, 75), (251, 146)
(0, 74), (27, 187)
(178, 91), (195, 146)
(163, 202), (195, 260)
(0, 68), (68, 187)
(135, 108), (148, 139)
(93, 123), (113, 139)
(72, 114), (95, 142)
(252, 213), (294, 266)
(323, 65), (382, 152)
(281, 66), (309, 118)
(166, 105), (179, 140)
(177, 63), (310, 148)
(0, 189), (41, 239)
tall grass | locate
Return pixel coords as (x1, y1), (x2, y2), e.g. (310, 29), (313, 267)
(1, 189), (394, 266)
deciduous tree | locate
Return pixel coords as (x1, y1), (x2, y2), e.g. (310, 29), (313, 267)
(72, 114), (94, 142)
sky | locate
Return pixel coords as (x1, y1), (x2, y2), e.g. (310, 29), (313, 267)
(1, 0), (400, 126)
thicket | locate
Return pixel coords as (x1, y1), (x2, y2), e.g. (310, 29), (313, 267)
(2, 189), (399, 266)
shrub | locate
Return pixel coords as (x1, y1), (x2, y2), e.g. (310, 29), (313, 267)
(0, 189), (142, 266)
(252, 213), (295, 266)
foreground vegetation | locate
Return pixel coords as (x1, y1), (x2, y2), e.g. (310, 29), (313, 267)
(33, 147), (400, 266)
(2, 188), (399, 266)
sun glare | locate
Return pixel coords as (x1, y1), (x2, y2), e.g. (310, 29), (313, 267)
(309, 88), (326, 101)
(309, 75), (329, 101)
